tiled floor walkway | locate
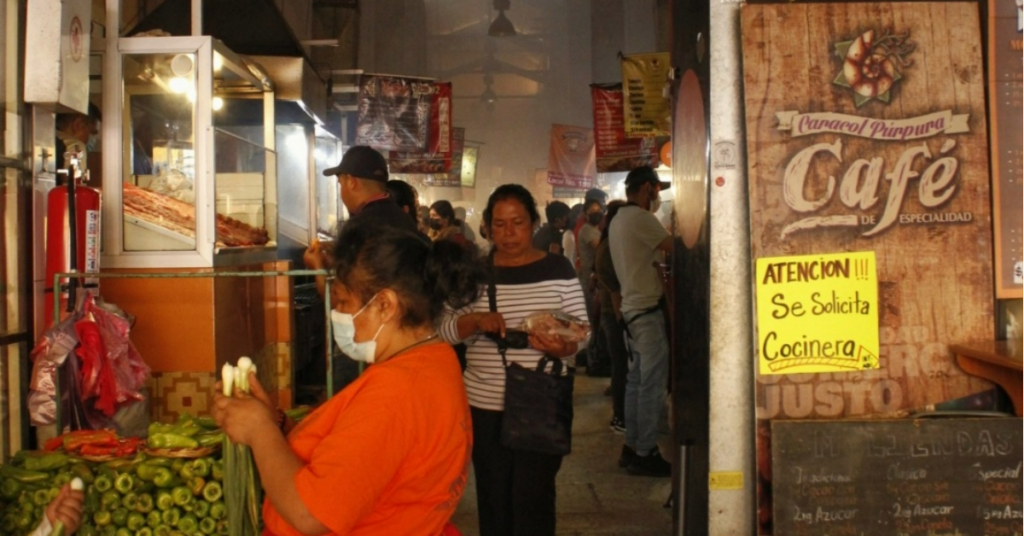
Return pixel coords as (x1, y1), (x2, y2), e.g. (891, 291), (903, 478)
(451, 371), (674, 536)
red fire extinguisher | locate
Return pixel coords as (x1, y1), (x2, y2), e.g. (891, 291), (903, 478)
(44, 154), (100, 326)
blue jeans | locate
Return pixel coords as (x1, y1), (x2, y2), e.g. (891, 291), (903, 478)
(623, 309), (669, 454)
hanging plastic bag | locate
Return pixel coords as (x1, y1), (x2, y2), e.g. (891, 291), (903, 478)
(28, 311), (81, 426)
(520, 310), (591, 344)
(75, 296), (150, 417)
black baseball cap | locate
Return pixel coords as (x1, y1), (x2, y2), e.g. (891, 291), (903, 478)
(323, 145), (389, 182)
(624, 165), (671, 190)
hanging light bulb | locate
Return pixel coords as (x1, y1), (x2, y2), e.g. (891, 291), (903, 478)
(488, 0), (517, 37)
(480, 74), (497, 104)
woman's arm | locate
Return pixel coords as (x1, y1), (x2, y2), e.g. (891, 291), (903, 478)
(439, 298), (506, 341)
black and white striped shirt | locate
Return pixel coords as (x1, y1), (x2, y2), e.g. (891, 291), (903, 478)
(438, 253), (588, 411)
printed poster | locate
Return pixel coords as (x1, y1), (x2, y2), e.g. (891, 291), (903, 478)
(424, 127), (463, 187)
(388, 82), (453, 173)
(355, 75), (434, 151)
(591, 83), (666, 172)
(546, 124), (596, 189)
(755, 251), (880, 375)
(620, 52), (672, 137)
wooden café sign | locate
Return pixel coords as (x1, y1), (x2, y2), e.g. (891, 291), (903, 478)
(742, 2), (995, 421)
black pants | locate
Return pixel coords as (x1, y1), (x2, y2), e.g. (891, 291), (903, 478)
(602, 310), (629, 420)
(470, 406), (564, 536)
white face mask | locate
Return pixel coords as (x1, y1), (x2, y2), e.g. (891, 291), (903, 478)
(85, 132), (100, 152)
(649, 187), (662, 214)
(331, 294), (385, 363)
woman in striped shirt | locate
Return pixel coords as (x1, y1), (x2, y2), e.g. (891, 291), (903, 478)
(439, 184), (588, 536)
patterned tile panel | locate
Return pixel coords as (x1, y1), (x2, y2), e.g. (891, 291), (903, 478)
(148, 372), (216, 424)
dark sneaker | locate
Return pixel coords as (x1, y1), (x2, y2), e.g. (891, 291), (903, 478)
(609, 417), (626, 435)
(627, 449), (671, 477)
(618, 445), (638, 468)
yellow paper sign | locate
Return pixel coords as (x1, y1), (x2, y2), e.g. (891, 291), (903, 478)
(755, 251), (879, 375)
(621, 52), (671, 137)
(708, 471), (744, 490)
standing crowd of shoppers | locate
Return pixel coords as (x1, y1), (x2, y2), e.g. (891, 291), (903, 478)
(211, 145), (674, 536)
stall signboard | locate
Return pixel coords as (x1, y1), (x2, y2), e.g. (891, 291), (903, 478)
(742, 4), (996, 533)
(546, 124), (596, 189)
(620, 52), (671, 138)
(461, 146), (478, 188)
(743, 1), (993, 419)
(424, 127), (463, 187)
(355, 75), (434, 152)
(988, 0), (1023, 298)
(389, 82), (453, 174)
(591, 83), (665, 172)
(755, 251), (880, 375)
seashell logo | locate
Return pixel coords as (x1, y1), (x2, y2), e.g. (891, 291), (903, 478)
(561, 131), (586, 152)
(832, 29), (915, 107)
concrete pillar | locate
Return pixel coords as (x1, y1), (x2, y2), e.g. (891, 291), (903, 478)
(707, 0), (755, 533)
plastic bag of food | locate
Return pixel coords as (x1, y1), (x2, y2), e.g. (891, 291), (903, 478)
(521, 310), (591, 343)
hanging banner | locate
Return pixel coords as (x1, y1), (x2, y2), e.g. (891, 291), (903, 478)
(388, 82), (453, 173)
(355, 75), (434, 151)
(546, 124), (596, 189)
(460, 145), (478, 188)
(755, 251), (880, 375)
(424, 127), (463, 187)
(620, 52), (672, 137)
(591, 83), (666, 172)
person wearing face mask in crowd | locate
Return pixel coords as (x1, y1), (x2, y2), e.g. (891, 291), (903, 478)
(214, 221), (484, 536)
(577, 198), (610, 377)
(427, 200), (471, 248)
(55, 103), (102, 185)
(608, 165), (674, 477)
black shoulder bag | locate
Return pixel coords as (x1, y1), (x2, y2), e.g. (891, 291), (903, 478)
(488, 253), (575, 456)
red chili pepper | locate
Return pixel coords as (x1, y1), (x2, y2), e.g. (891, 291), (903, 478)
(64, 430), (118, 452)
(80, 444), (119, 456)
(115, 438), (139, 457)
(44, 436), (65, 452)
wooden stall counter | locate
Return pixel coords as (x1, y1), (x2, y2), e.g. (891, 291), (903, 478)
(950, 340), (1022, 416)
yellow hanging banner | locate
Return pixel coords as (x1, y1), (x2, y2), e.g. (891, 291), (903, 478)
(620, 52), (671, 137)
(755, 251), (880, 375)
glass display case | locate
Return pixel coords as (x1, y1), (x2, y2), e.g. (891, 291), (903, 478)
(314, 128), (344, 240)
(103, 36), (277, 268)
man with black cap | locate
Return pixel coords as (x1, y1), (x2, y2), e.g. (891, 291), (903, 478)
(608, 165), (673, 478)
(304, 146), (422, 293)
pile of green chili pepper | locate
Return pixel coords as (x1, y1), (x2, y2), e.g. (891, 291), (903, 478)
(0, 419), (229, 536)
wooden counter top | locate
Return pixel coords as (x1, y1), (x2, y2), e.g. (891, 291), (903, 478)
(950, 340), (1022, 416)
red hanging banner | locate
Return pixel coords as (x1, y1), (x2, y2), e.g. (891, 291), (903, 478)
(591, 83), (666, 172)
(389, 82), (454, 173)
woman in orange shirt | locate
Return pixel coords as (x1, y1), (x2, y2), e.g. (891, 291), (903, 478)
(213, 221), (485, 536)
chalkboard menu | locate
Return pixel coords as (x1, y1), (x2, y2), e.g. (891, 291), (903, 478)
(773, 419), (1023, 536)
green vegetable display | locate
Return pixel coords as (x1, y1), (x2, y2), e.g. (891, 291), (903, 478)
(0, 430), (233, 536)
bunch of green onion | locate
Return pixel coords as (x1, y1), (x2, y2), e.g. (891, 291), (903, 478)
(221, 357), (261, 536)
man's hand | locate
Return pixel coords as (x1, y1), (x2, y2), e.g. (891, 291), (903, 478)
(303, 239), (329, 270)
